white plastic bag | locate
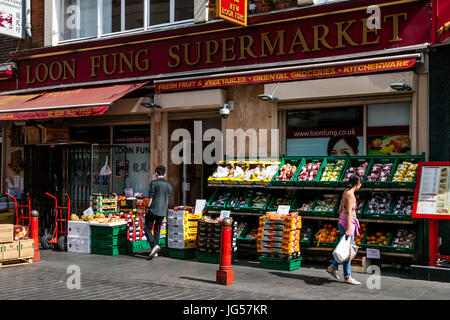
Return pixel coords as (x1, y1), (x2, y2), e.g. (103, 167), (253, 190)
(100, 156), (112, 176)
(333, 236), (351, 263)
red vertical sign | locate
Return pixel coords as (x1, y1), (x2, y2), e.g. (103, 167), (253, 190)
(216, 0), (247, 27)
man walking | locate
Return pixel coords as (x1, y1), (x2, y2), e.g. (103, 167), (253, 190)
(144, 165), (173, 260)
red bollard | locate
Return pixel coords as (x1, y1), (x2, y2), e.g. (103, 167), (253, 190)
(31, 210), (40, 262)
(216, 218), (234, 285)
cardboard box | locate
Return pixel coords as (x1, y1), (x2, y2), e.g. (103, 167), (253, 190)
(25, 126), (41, 144)
(37, 124), (70, 143)
(19, 239), (34, 258)
(1, 241), (20, 260)
(0, 210), (14, 225)
(0, 224), (14, 243)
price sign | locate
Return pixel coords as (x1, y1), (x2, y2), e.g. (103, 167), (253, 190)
(219, 210), (231, 219)
(366, 248), (381, 259)
(194, 199), (207, 215)
(277, 205), (291, 215)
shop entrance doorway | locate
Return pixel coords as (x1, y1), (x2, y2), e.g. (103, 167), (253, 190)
(168, 117), (221, 207)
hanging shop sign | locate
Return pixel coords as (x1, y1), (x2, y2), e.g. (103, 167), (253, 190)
(412, 162), (450, 220)
(155, 58), (416, 92)
(0, 0), (24, 39)
(216, 0), (247, 27)
(10, 0), (430, 90)
(0, 105), (109, 120)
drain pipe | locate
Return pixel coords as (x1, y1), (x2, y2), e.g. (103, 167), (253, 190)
(25, 0), (32, 37)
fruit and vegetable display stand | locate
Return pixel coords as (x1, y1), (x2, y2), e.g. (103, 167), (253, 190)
(206, 154), (426, 267)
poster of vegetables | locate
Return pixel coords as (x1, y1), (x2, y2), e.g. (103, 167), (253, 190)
(367, 135), (411, 155)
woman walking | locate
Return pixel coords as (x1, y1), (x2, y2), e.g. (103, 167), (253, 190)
(327, 174), (362, 285)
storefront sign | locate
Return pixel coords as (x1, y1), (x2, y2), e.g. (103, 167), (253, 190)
(412, 162), (450, 220)
(155, 59), (416, 92)
(435, 0), (450, 43)
(11, 0), (430, 90)
(0, 105), (109, 120)
(0, 0), (23, 39)
(217, 0), (247, 27)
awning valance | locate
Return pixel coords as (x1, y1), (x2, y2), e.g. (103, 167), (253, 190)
(0, 82), (148, 120)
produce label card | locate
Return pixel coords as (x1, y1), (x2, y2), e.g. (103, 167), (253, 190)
(194, 199), (207, 215)
(219, 210), (231, 219)
(366, 248), (381, 259)
(277, 205), (291, 215)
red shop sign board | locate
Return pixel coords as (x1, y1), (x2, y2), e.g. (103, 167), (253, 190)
(217, 0), (247, 27)
(412, 161), (450, 220)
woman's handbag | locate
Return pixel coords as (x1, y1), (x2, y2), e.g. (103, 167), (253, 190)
(348, 243), (359, 261)
(332, 236), (351, 263)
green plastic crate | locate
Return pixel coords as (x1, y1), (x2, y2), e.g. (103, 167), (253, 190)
(300, 228), (313, 247)
(159, 237), (166, 248)
(290, 193), (317, 216)
(339, 156), (372, 187)
(385, 227), (420, 254)
(91, 234), (127, 246)
(266, 190), (296, 212)
(360, 229), (393, 252)
(90, 224), (127, 236)
(259, 256), (302, 271)
(293, 157), (326, 186)
(91, 244), (128, 256)
(227, 190), (253, 212)
(127, 240), (151, 253)
(196, 250), (236, 264)
(311, 193), (340, 218)
(271, 157), (304, 186)
(390, 155), (424, 188)
(363, 157), (398, 188)
(168, 248), (197, 259)
(363, 192), (395, 220)
(206, 188), (235, 211)
(245, 191), (271, 213)
(316, 157), (348, 187)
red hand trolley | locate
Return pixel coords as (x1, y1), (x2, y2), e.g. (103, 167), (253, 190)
(41, 192), (71, 251)
(6, 192), (31, 228)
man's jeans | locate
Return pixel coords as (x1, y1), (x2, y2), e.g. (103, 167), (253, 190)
(330, 224), (355, 279)
(144, 212), (164, 249)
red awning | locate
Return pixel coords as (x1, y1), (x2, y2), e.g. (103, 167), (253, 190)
(0, 82), (148, 120)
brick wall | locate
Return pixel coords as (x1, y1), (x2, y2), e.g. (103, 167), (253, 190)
(0, 0), (44, 63)
(0, 37), (20, 63)
(209, 0), (298, 19)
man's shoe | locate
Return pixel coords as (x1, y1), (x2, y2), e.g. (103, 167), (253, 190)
(147, 245), (161, 260)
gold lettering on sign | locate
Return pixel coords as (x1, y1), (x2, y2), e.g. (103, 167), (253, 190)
(103, 53), (118, 75)
(183, 42), (202, 66)
(90, 55), (101, 77)
(312, 25), (333, 51)
(63, 59), (76, 80)
(221, 37), (236, 62)
(49, 61), (63, 81)
(261, 30), (285, 57)
(35, 63), (48, 83)
(135, 49), (151, 71)
(239, 35), (257, 60)
(119, 52), (134, 73)
(168, 45), (181, 68)
(384, 13), (407, 43)
(335, 20), (358, 48)
(361, 18), (380, 46)
(288, 27), (310, 54)
(26, 64), (35, 84)
(206, 40), (219, 64)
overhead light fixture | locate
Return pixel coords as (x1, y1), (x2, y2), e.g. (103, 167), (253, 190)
(140, 101), (162, 109)
(390, 83), (412, 92)
(258, 82), (280, 102)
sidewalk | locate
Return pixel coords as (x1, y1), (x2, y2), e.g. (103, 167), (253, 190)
(0, 249), (449, 300)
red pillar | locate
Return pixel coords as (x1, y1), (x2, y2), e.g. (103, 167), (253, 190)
(429, 219), (439, 267)
(216, 218), (234, 285)
(31, 210), (40, 262)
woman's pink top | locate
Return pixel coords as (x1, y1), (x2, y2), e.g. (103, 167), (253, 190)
(338, 201), (361, 237)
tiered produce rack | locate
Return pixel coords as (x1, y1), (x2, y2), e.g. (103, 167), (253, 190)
(206, 154), (425, 264)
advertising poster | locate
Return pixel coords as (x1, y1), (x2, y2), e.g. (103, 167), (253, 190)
(413, 162), (450, 220)
(0, 0), (23, 39)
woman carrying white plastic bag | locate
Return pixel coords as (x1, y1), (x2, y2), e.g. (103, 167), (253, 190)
(327, 174), (362, 285)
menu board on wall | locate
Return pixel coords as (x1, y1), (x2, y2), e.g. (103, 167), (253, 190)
(412, 162), (450, 220)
